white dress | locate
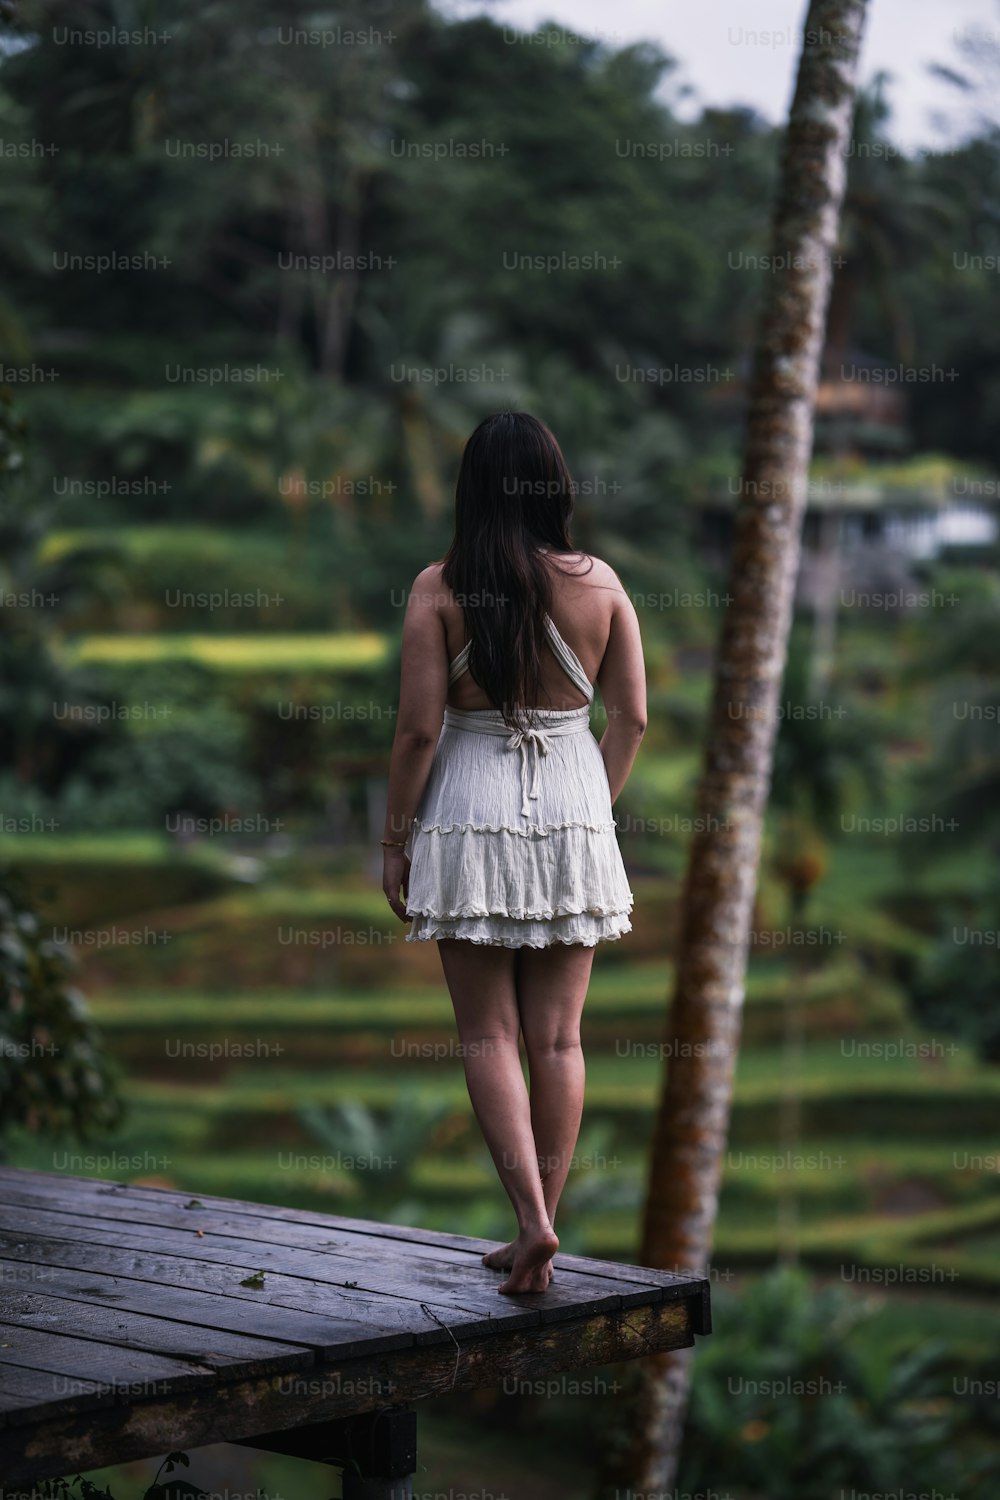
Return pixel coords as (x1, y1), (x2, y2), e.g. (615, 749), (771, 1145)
(403, 614), (635, 947)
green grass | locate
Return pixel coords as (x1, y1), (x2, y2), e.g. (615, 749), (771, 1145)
(40, 524), (280, 565)
(85, 958), (899, 1026)
(0, 832), (237, 869)
(808, 451), (983, 503)
(626, 750), (701, 801)
(106, 1037), (997, 1116)
(58, 632), (390, 672)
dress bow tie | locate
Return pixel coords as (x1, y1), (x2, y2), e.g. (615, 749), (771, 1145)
(506, 725), (553, 818)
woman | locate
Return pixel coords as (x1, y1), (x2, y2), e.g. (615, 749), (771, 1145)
(381, 411), (646, 1295)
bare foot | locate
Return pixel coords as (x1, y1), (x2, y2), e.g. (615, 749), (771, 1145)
(498, 1226), (559, 1295)
(483, 1237), (558, 1278)
(482, 1239), (517, 1270)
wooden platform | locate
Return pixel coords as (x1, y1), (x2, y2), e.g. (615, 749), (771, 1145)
(0, 1166), (711, 1490)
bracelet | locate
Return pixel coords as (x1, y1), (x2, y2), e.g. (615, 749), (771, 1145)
(380, 838), (407, 847)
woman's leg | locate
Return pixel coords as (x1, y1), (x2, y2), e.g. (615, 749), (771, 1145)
(482, 941), (596, 1269)
(437, 937), (558, 1294)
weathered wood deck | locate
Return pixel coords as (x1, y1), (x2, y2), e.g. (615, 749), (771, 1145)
(0, 1166), (711, 1493)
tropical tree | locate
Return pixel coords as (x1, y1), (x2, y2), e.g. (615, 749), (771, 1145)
(824, 73), (956, 375)
(597, 3), (870, 1493)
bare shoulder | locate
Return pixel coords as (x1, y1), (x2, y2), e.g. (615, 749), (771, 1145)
(407, 561), (447, 607)
(586, 553), (626, 587)
(567, 552), (630, 607)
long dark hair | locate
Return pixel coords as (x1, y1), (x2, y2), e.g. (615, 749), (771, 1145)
(439, 411), (594, 731)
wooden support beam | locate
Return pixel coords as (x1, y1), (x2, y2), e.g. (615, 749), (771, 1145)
(234, 1406), (417, 1498)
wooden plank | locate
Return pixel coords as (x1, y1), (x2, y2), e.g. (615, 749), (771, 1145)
(0, 1170), (700, 1297)
(0, 1194), (665, 1319)
(314, 1219), (706, 1294)
(0, 1230), (542, 1346)
(553, 1251), (713, 1334)
(0, 1231), (494, 1350)
(0, 1206), (638, 1332)
(0, 1295), (699, 1483)
(0, 1185), (482, 1280)
(0, 1362), (106, 1426)
(0, 1291), (306, 1375)
(0, 1259), (414, 1360)
(0, 1324), (214, 1399)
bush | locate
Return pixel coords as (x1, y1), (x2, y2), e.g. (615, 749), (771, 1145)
(907, 896), (1000, 1064)
(27, 1450), (207, 1500)
(0, 868), (124, 1146)
(676, 1266), (999, 1500)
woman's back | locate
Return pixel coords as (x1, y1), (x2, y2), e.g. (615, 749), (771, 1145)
(438, 548), (625, 713)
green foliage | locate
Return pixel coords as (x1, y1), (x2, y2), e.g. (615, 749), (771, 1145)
(75, 698), (261, 828)
(28, 1450), (209, 1500)
(0, 393), (130, 797)
(901, 576), (1000, 1061)
(296, 1084), (455, 1218)
(0, 10), (996, 1498)
(771, 630), (886, 836)
(907, 895), (1000, 1063)
(908, 574), (1000, 850)
(2, 0), (998, 866)
(677, 1267), (1000, 1500)
(0, 0), (779, 571)
(0, 662), (262, 830)
(0, 383), (27, 474)
(0, 868), (124, 1146)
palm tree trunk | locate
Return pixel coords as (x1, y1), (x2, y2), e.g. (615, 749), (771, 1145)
(596, 3), (869, 1492)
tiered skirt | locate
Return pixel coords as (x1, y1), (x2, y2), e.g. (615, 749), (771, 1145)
(403, 704), (634, 948)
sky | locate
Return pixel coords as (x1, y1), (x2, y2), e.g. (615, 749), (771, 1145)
(439, 0), (1000, 153)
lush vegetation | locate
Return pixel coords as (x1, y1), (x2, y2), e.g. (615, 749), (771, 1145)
(0, 868), (124, 1147)
(2, 1), (999, 1496)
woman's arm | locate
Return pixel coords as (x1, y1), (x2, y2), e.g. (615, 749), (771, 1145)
(382, 565), (448, 844)
(595, 577), (647, 805)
